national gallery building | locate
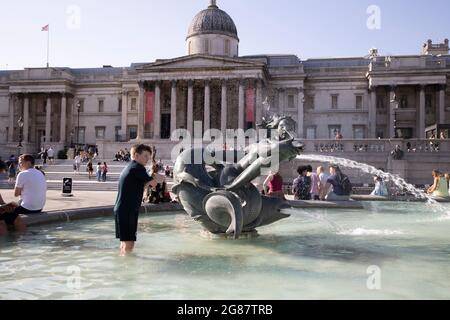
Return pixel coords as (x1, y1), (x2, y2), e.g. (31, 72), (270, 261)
(0, 0), (449, 160)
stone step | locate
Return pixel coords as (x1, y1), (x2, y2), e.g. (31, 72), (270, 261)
(0, 180), (175, 192)
(42, 173), (121, 182)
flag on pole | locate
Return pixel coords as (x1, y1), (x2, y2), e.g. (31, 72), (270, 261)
(42, 24), (50, 67)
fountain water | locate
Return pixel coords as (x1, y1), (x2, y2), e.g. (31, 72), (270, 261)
(297, 154), (450, 219)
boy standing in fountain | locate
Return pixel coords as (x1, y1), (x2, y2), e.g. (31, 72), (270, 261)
(115, 144), (165, 256)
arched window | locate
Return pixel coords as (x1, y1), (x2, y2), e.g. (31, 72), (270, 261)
(188, 41), (192, 55)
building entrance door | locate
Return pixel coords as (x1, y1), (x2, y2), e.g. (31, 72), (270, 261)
(161, 114), (171, 139)
(37, 129), (45, 150)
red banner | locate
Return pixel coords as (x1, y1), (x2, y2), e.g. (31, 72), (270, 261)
(245, 87), (255, 124)
(145, 91), (154, 125)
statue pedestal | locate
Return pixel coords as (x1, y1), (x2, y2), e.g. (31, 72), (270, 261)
(387, 158), (408, 180)
(200, 230), (259, 240)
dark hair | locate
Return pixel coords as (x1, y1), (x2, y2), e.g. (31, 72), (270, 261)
(19, 154), (35, 166)
(432, 170), (442, 177)
(98, 162), (102, 165)
(131, 144), (152, 156)
(307, 165), (313, 173)
(297, 166), (308, 175)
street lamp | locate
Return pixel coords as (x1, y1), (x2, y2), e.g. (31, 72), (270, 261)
(70, 130), (74, 148)
(390, 89), (399, 139)
(17, 116), (24, 156)
(76, 101), (81, 151)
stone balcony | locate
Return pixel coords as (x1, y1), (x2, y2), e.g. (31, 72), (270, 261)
(369, 55), (448, 72)
(302, 138), (450, 154)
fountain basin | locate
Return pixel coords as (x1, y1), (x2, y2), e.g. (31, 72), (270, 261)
(1, 202), (449, 300)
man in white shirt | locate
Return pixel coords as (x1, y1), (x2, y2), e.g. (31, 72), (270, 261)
(14, 154), (47, 215)
(47, 147), (55, 165)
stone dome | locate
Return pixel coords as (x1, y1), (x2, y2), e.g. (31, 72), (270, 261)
(187, 1), (239, 41)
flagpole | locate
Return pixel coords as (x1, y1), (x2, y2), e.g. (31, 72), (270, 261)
(46, 25), (50, 68)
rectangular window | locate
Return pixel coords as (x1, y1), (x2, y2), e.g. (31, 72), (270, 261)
(118, 98), (122, 112)
(204, 39), (209, 54)
(115, 126), (121, 142)
(77, 99), (85, 113)
(131, 98), (137, 111)
(95, 127), (105, 139)
(355, 95), (363, 109)
(328, 125), (341, 139)
(331, 95), (339, 109)
(306, 127), (316, 139)
(6, 127), (9, 142)
(128, 126), (137, 140)
(305, 95), (315, 110)
(288, 95), (295, 109)
(75, 127), (85, 144)
(376, 95), (385, 109)
(376, 126), (385, 139)
(353, 125), (366, 139)
(98, 99), (104, 113)
(225, 39), (230, 55)
(400, 95), (408, 109)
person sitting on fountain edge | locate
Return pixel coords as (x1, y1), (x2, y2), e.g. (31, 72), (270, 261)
(427, 170), (449, 199)
(114, 144), (165, 256)
(320, 165), (352, 201)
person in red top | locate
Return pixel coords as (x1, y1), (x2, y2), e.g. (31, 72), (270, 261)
(263, 171), (285, 200)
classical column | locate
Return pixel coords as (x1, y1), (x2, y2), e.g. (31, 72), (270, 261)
(137, 82), (145, 140)
(170, 80), (177, 137)
(238, 79), (245, 130)
(389, 87), (396, 138)
(45, 95), (52, 143)
(297, 87), (304, 138)
(204, 80), (210, 132)
(221, 80), (228, 133)
(121, 90), (128, 139)
(8, 94), (15, 142)
(278, 88), (284, 114)
(60, 93), (67, 143)
(369, 88), (377, 138)
(23, 94), (29, 143)
(419, 85), (426, 139)
(255, 80), (263, 124)
(187, 80), (194, 134)
(439, 85), (446, 125)
(153, 81), (161, 139)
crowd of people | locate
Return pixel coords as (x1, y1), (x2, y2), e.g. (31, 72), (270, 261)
(114, 149), (131, 162)
(262, 164), (353, 201)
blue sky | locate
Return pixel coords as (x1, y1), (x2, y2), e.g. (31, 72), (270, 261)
(0, 0), (449, 70)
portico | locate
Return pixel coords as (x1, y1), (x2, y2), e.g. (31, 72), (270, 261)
(134, 55), (266, 140)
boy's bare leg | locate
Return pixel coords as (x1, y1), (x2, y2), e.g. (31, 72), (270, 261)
(120, 241), (135, 256)
(0, 221), (8, 236)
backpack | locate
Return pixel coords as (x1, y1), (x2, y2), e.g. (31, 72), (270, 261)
(340, 174), (353, 195)
(293, 176), (311, 200)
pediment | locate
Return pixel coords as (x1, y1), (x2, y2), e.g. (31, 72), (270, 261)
(137, 54), (265, 71)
